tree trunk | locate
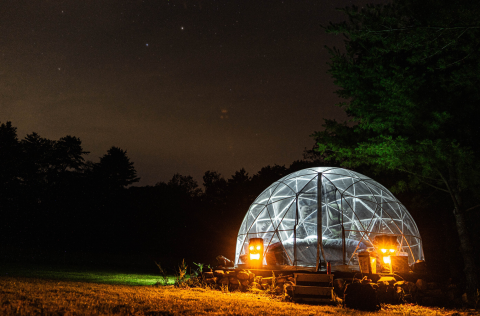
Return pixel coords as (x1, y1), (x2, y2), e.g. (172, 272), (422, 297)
(453, 209), (479, 293)
(445, 165), (479, 293)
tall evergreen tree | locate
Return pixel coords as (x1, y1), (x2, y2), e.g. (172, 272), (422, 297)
(312, 0), (480, 291)
(95, 146), (140, 190)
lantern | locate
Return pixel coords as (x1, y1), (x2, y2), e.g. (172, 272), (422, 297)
(248, 238), (264, 267)
(373, 235), (399, 273)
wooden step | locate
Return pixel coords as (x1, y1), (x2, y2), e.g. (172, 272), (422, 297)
(292, 285), (334, 303)
(292, 273), (335, 303)
(294, 273), (333, 287)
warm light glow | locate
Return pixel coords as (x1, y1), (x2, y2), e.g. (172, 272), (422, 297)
(383, 256), (391, 264)
(250, 253), (260, 260)
(370, 258), (376, 265)
(249, 246), (254, 251)
(389, 249), (395, 253)
(256, 245), (261, 250)
(381, 249), (387, 253)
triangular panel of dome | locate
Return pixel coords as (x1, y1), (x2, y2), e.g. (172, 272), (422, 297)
(287, 174), (317, 193)
(269, 184), (296, 203)
(246, 204), (267, 233)
(253, 183), (281, 205)
(270, 199), (295, 229)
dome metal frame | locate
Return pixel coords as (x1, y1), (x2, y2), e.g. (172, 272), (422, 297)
(235, 167), (424, 269)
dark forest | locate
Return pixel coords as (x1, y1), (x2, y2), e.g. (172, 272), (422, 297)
(1, 120), (478, 285)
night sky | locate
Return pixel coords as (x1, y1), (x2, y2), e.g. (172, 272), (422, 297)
(1, 0), (383, 186)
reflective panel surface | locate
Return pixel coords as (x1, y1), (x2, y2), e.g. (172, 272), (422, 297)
(235, 167), (424, 267)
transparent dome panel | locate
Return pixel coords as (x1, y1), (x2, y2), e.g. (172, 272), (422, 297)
(235, 167), (424, 268)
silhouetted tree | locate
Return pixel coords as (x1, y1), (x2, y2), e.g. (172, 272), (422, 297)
(166, 173), (202, 198)
(52, 136), (89, 173)
(202, 171), (227, 208)
(95, 146), (140, 190)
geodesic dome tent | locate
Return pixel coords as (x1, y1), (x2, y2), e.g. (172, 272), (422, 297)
(235, 167), (424, 269)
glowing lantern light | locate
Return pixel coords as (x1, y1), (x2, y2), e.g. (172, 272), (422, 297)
(248, 238), (264, 267)
(374, 235), (399, 273)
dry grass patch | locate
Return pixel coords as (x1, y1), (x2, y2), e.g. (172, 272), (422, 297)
(0, 276), (476, 315)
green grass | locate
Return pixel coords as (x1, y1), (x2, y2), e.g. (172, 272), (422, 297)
(0, 262), (174, 286)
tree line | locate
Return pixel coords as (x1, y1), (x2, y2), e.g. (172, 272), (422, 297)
(0, 121), (328, 267)
(0, 120), (473, 282)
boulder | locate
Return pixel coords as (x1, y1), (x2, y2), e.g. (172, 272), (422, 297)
(251, 282), (262, 290)
(333, 278), (345, 296)
(240, 280), (250, 287)
(276, 277), (287, 284)
(425, 289), (443, 298)
(261, 277), (273, 284)
(203, 272), (214, 279)
(274, 285), (283, 294)
(405, 281), (416, 293)
(214, 270), (225, 277)
(284, 282), (294, 291)
(416, 279), (428, 291)
(229, 276), (240, 285)
(421, 295), (442, 306)
(205, 277), (217, 284)
(237, 271), (249, 280)
(218, 277), (229, 285)
(427, 282), (439, 290)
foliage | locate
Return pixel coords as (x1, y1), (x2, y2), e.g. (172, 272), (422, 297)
(193, 262), (204, 274)
(154, 261), (171, 286)
(95, 146), (140, 189)
(314, 0), (480, 196)
(174, 259), (188, 288)
(312, 0), (480, 291)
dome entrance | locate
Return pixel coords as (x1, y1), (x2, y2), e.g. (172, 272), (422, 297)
(235, 167), (423, 269)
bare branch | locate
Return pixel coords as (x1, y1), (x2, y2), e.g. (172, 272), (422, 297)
(436, 169), (461, 212)
(395, 168), (449, 192)
(425, 27), (472, 62)
(363, 26), (480, 34)
(465, 204), (480, 212)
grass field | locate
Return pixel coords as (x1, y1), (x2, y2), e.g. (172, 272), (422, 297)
(0, 263), (172, 286)
(1, 276), (472, 316)
(0, 264), (478, 315)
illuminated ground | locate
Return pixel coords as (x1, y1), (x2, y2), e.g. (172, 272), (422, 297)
(0, 263), (171, 286)
(1, 275), (477, 316)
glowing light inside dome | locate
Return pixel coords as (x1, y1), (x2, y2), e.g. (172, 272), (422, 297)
(250, 253), (260, 260)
